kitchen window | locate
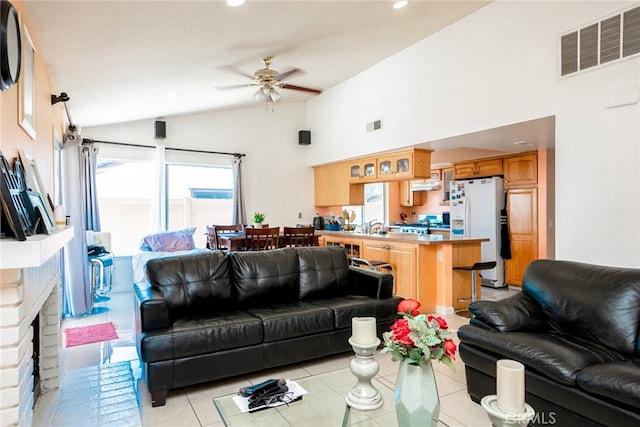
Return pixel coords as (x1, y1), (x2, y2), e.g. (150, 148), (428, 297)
(343, 182), (386, 226)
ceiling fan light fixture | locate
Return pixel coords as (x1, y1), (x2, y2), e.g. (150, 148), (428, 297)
(270, 88), (281, 102)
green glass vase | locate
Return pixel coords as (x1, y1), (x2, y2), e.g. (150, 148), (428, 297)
(394, 361), (440, 427)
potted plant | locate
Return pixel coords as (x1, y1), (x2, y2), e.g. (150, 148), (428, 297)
(253, 212), (266, 228)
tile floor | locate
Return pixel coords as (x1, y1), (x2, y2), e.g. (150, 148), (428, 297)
(32, 278), (519, 427)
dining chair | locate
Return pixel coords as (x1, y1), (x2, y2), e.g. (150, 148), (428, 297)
(207, 224), (243, 250)
(244, 226), (280, 251)
(283, 226), (316, 247)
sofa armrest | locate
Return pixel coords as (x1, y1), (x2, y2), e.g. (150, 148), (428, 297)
(134, 282), (171, 332)
(348, 266), (394, 299)
(469, 291), (549, 332)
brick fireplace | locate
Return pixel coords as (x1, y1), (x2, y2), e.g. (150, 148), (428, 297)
(0, 228), (73, 427)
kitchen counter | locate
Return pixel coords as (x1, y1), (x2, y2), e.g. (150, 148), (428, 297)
(317, 230), (487, 315)
(317, 230), (487, 245)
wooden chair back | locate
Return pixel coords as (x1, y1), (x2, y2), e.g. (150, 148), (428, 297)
(244, 226), (280, 251)
(283, 226), (316, 247)
(207, 224), (243, 250)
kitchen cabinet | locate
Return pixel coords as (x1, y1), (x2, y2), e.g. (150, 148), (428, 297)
(504, 153), (537, 188)
(399, 180), (424, 206)
(453, 158), (503, 179)
(377, 149), (432, 181)
(505, 188), (538, 286)
(348, 157), (377, 182)
(441, 167), (454, 205)
(323, 236), (363, 258)
(362, 241), (417, 299)
(314, 162), (364, 206)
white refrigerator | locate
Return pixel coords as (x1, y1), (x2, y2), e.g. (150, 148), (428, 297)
(450, 177), (505, 288)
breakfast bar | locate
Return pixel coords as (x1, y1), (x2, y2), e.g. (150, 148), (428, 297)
(318, 230), (489, 315)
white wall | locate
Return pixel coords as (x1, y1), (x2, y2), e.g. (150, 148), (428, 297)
(83, 102), (316, 230)
(307, 1), (640, 267)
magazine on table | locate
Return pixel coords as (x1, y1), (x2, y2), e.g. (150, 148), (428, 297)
(232, 380), (307, 413)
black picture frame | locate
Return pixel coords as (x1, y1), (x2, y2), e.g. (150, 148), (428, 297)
(0, 151), (29, 240)
(0, 0), (21, 91)
(27, 190), (54, 234)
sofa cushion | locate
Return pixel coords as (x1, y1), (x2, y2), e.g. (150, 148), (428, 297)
(458, 324), (629, 385)
(231, 248), (300, 308)
(145, 251), (233, 318)
(523, 260), (640, 355)
(247, 302), (333, 342)
(297, 246), (351, 300)
(576, 360), (640, 409)
(139, 311), (263, 363)
(310, 295), (404, 329)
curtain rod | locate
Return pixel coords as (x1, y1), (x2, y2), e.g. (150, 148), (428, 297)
(83, 139), (246, 158)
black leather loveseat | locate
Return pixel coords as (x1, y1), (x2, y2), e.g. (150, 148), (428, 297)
(134, 246), (402, 406)
(458, 259), (640, 426)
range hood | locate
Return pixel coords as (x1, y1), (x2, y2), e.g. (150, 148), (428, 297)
(410, 180), (441, 191)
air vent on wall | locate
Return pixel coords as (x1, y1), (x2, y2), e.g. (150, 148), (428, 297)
(560, 4), (640, 77)
(366, 119), (382, 133)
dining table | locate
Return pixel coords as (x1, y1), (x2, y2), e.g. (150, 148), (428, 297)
(216, 231), (319, 251)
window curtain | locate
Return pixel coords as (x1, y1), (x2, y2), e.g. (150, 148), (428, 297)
(232, 156), (246, 225)
(150, 143), (166, 231)
(61, 139), (92, 316)
(82, 142), (101, 231)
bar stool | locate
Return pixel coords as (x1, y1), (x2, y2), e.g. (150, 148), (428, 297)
(454, 261), (497, 318)
(350, 257), (395, 293)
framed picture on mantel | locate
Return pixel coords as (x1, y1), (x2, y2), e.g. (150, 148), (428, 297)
(18, 26), (36, 140)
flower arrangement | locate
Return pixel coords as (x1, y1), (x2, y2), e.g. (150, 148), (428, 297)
(381, 299), (457, 368)
(253, 212), (266, 223)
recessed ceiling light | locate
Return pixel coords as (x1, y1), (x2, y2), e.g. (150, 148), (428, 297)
(227, 0), (245, 7)
(393, 1), (408, 9)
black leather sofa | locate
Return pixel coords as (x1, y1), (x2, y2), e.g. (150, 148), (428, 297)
(458, 259), (640, 426)
(134, 246), (402, 406)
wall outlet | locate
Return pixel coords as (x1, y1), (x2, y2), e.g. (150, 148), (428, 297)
(298, 212), (302, 219)
(437, 251), (443, 262)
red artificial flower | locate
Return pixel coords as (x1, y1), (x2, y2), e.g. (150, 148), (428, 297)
(390, 318), (414, 346)
(427, 315), (449, 330)
(398, 299), (421, 316)
(444, 339), (457, 359)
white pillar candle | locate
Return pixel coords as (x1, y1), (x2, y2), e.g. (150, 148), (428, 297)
(351, 317), (377, 345)
(496, 359), (525, 414)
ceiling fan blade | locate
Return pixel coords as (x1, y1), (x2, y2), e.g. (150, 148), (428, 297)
(215, 83), (255, 91)
(280, 83), (322, 94)
(275, 67), (303, 81)
(218, 65), (254, 80)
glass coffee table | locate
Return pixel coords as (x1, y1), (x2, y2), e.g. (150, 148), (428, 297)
(213, 368), (448, 426)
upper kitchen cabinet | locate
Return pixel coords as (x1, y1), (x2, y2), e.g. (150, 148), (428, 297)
(400, 180), (424, 206)
(314, 162), (364, 206)
(348, 157), (377, 183)
(377, 149), (432, 181)
(504, 153), (537, 188)
(453, 158), (503, 179)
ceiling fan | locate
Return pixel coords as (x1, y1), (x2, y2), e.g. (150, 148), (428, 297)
(219, 56), (321, 103)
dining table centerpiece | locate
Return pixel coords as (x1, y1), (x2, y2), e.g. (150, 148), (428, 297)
(253, 212), (266, 228)
(381, 299), (457, 427)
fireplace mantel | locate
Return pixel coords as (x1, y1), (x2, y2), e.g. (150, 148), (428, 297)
(0, 227), (74, 269)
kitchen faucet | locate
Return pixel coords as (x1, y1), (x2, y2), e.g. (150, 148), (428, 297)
(366, 219), (383, 234)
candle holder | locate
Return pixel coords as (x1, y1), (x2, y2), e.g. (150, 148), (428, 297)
(481, 395), (535, 427)
(345, 337), (383, 410)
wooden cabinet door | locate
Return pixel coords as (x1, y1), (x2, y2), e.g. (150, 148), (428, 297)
(348, 158), (377, 182)
(476, 158), (503, 177)
(388, 243), (417, 299)
(399, 181), (424, 206)
(453, 162), (476, 179)
(314, 162), (364, 206)
(505, 188), (538, 286)
(504, 153), (537, 188)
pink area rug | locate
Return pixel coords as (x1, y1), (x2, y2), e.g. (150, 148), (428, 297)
(64, 322), (119, 347)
